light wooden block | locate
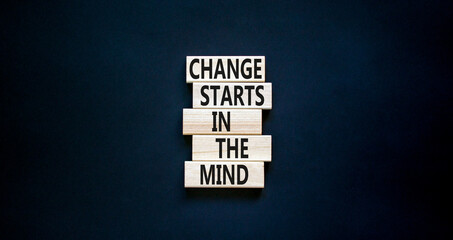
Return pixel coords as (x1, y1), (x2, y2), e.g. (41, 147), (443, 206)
(186, 56), (265, 83)
(184, 161), (264, 188)
(192, 135), (271, 162)
(193, 83), (272, 109)
(182, 109), (262, 135)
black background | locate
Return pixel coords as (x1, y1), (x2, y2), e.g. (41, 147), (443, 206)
(1, 1), (452, 239)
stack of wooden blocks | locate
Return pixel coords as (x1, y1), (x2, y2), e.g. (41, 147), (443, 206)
(183, 56), (272, 188)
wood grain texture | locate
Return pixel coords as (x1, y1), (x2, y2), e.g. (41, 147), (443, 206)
(184, 161), (264, 188)
(192, 135), (271, 161)
(186, 56), (265, 83)
(182, 109), (262, 135)
(192, 83), (272, 109)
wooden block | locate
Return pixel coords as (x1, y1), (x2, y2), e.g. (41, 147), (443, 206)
(184, 161), (264, 188)
(193, 83), (272, 109)
(192, 135), (271, 162)
(182, 109), (261, 135)
(186, 56), (265, 83)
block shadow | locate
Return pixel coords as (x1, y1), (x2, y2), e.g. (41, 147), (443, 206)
(185, 188), (262, 200)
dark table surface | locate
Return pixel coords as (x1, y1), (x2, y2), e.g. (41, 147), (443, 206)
(1, 1), (451, 239)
